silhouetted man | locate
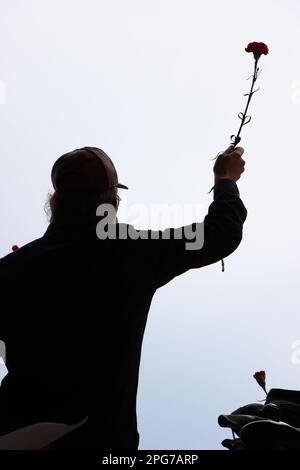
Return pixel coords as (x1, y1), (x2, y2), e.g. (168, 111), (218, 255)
(0, 145), (246, 449)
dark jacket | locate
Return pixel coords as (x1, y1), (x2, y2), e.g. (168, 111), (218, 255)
(0, 179), (247, 449)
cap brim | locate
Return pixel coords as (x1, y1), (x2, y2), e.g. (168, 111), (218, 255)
(117, 183), (129, 189)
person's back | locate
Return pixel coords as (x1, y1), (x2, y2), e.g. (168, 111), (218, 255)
(0, 145), (247, 449)
(0, 225), (159, 448)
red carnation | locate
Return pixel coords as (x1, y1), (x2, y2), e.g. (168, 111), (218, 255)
(245, 42), (269, 59)
(230, 41), (269, 148)
(253, 370), (267, 395)
(214, 41), (269, 272)
(11, 245), (19, 252)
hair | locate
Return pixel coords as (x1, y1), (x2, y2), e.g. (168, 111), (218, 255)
(45, 187), (118, 225)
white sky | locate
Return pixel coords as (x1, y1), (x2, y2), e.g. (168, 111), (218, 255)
(1, 0), (300, 449)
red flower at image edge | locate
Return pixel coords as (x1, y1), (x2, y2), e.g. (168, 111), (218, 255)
(253, 370), (266, 380)
(245, 42), (269, 58)
(11, 245), (19, 252)
(253, 370), (267, 394)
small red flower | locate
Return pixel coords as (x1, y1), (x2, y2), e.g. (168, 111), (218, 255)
(245, 42), (269, 59)
(11, 245), (19, 252)
(253, 370), (267, 395)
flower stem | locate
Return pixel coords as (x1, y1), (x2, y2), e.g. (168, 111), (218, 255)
(233, 59), (259, 146)
(221, 258), (225, 272)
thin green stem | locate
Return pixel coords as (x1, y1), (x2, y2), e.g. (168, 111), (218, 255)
(233, 59), (259, 146)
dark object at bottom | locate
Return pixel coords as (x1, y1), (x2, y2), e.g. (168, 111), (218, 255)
(218, 389), (300, 450)
(241, 420), (300, 450)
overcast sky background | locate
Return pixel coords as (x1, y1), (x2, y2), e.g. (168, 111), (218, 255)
(1, 0), (300, 449)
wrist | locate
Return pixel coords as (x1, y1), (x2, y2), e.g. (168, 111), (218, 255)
(214, 175), (236, 183)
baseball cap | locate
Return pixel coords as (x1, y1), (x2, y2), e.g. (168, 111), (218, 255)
(51, 146), (128, 193)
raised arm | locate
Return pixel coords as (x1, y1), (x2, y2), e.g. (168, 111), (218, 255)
(150, 146), (247, 287)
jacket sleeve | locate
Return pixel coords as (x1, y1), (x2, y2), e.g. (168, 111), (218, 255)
(149, 179), (247, 288)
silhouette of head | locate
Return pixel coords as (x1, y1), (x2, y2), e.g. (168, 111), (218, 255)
(48, 147), (128, 225)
